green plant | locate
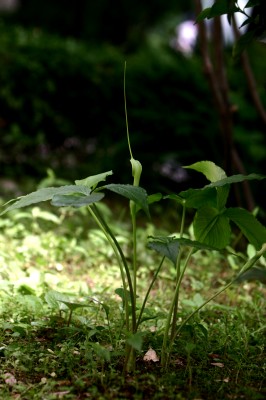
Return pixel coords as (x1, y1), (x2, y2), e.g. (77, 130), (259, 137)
(1, 63), (266, 371)
(2, 138), (266, 375)
(149, 161), (266, 367)
(1, 188), (266, 399)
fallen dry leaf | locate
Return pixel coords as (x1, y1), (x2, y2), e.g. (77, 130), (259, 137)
(211, 362), (224, 368)
(143, 348), (160, 362)
(215, 377), (229, 383)
(4, 373), (17, 386)
(51, 391), (70, 398)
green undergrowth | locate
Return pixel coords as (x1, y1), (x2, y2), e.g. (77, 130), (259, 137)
(0, 204), (265, 399)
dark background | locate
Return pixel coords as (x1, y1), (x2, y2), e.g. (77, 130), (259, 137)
(0, 0), (265, 209)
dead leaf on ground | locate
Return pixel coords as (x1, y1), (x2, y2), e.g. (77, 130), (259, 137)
(51, 391), (70, 398)
(143, 348), (160, 362)
(215, 377), (229, 382)
(211, 362), (224, 368)
(172, 357), (186, 366)
(4, 373), (17, 386)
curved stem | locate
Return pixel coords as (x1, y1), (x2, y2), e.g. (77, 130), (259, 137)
(124, 61), (133, 159)
(136, 256), (165, 329)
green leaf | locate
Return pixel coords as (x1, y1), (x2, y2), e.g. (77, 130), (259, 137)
(236, 267), (266, 284)
(203, 172), (265, 210)
(205, 173), (266, 188)
(184, 161), (229, 209)
(185, 161), (227, 182)
(45, 291), (92, 313)
(59, 300), (91, 312)
(127, 332), (143, 352)
(225, 208), (266, 250)
(147, 193), (163, 204)
(183, 294), (204, 309)
(244, 0), (260, 8)
(0, 185), (91, 215)
(31, 208), (61, 224)
(217, 185), (230, 210)
(90, 343), (111, 362)
(175, 171), (265, 212)
(176, 187), (217, 209)
(105, 184), (149, 217)
(100, 302), (110, 317)
(239, 17), (253, 29)
(196, 7), (212, 22)
(209, 0), (238, 18)
(45, 290), (71, 310)
(176, 237), (221, 252)
(75, 171), (113, 189)
(193, 207), (231, 249)
(147, 236), (179, 266)
(196, 1), (239, 23)
(139, 308), (160, 324)
(148, 236), (220, 259)
(165, 193), (185, 205)
(233, 30), (256, 58)
(135, 193), (162, 215)
(209, 0), (229, 17)
(51, 192), (104, 207)
(115, 288), (131, 305)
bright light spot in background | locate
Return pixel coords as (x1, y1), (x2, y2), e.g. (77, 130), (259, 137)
(172, 0), (253, 55)
(0, 0), (19, 12)
(171, 20), (198, 55)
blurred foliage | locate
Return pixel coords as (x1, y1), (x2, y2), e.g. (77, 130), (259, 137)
(196, 0), (266, 58)
(0, 20), (265, 205)
(2, 0), (192, 50)
(0, 22), (218, 185)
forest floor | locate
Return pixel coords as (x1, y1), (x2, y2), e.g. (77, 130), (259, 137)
(0, 199), (265, 400)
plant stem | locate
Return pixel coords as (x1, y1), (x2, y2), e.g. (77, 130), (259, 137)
(88, 204), (136, 333)
(67, 310), (73, 327)
(161, 204), (194, 367)
(136, 256), (165, 329)
(161, 246), (194, 368)
(89, 203), (138, 373)
(170, 205), (186, 341)
(131, 204), (137, 313)
(124, 61), (133, 160)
